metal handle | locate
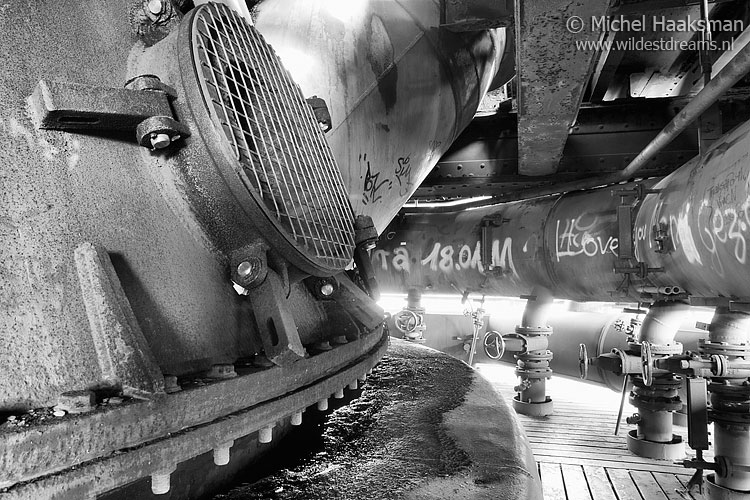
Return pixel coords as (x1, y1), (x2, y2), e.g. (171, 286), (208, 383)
(641, 341), (654, 386)
(483, 331), (506, 360)
(578, 343), (589, 380)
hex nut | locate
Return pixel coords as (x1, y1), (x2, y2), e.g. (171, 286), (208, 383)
(206, 364), (237, 379)
(57, 390), (96, 414)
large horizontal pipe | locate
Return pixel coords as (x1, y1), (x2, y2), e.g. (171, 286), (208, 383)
(374, 114), (750, 303)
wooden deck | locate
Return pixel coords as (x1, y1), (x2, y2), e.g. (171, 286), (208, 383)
(476, 363), (700, 500)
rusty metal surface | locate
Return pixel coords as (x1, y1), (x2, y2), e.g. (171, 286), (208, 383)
(0, 328), (384, 490)
(441, 0), (513, 31)
(0, 0), (382, 418)
(1, 330), (387, 500)
(73, 242), (165, 397)
(416, 100), (700, 200)
(253, 0), (505, 232)
(515, 0), (611, 176)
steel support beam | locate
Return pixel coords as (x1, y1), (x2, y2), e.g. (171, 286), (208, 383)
(515, 0), (610, 176)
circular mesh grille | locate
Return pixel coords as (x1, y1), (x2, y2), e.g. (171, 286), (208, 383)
(191, 3), (355, 270)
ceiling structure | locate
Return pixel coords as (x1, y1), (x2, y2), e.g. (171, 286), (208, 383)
(411, 0), (750, 204)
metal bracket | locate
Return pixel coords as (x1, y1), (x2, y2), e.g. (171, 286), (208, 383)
(614, 260), (663, 279)
(353, 215), (380, 301)
(29, 76), (190, 150)
(612, 183), (661, 201)
(612, 182), (660, 260)
(305, 96), (332, 133)
(653, 221), (673, 254)
(247, 269), (306, 366)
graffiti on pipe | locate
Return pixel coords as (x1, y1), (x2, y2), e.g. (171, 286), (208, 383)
(634, 157), (750, 276)
(394, 156), (413, 197)
(555, 214), (619, 261)
(360, 153), (392, 205)
(372, 238), (519, 278)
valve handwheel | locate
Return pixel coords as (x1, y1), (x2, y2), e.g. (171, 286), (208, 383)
(641, 341), (654, 386)
(483, 331), (506, 360)
(578, 343), (589, 380)
(394, 309), (419, 334)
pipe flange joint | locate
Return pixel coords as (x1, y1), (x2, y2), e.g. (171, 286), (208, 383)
(515, 325), (553, 336)
(629, 394), (683, 412)
(700, 339), (750, 357)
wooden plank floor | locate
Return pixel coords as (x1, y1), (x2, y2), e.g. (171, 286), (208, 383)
(476, 363), (701, 500)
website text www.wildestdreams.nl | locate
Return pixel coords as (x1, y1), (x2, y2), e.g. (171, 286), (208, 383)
(576, 37), (735, 52)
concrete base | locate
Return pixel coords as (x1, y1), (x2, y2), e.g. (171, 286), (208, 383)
(513, 396), (554, 417)
(626, 430), (685, 460)
(706, 474), (750, 500)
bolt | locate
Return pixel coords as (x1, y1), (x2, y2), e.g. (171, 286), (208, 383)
(291, 411), (303, 426)
(147, 0), (164, 15)
(320, 283), (335, 296)
(57, 390), (95, 414)
(259, 426), (273, 444)
(163, 375), (181, 393)
(236, 257), (264, 287)
(213, 441), (233, 466)
(207, 364), (237, 379)
(150, 132), (171, 149)
(151, 471), (172, 495)
(680, 360), (690, 369)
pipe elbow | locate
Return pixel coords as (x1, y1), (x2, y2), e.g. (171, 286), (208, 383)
(521, 287), (555, 329)
(639, 301), (691, 345)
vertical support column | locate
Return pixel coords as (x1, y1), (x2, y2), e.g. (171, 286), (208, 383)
(626, 301), (687, 460)
(507, 288), (554, 417)
(703, 308), (750, 498)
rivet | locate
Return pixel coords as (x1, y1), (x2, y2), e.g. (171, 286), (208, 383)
(151, 471), (172, 495)
(213, 441), (233, 466)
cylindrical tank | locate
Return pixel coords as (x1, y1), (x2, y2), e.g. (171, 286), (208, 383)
(253, 0), (507, 232)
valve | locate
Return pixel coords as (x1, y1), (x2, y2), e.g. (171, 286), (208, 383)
(483, 331), (506, 360)
(578, 343), (589, 380)
(393, 309), (426, 341)
(641, 340), (654, 386)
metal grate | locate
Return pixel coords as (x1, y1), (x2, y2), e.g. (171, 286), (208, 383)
(191, 3), (355, 270)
